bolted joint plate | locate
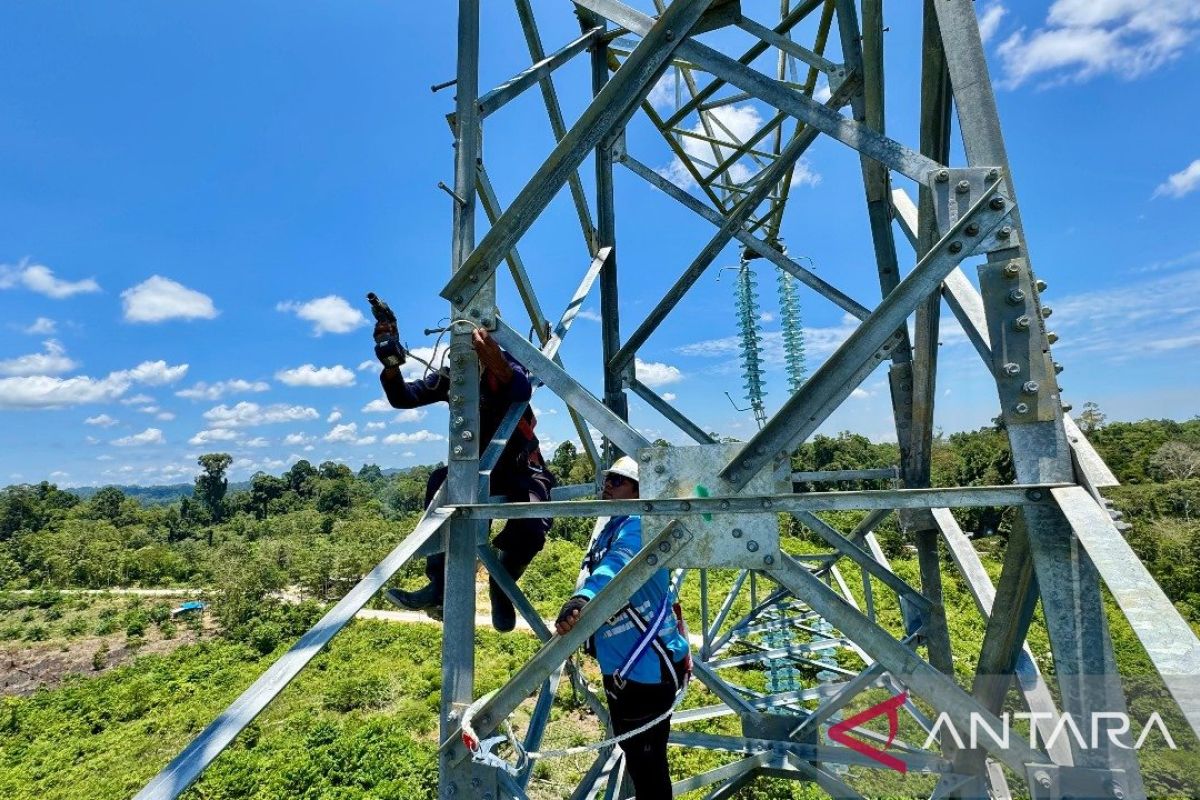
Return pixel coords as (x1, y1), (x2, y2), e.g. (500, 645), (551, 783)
(979, 258), (1061, 424)
(928, 167), (1018, 256)
(1026, 765), (1128, 800)
(447, 336), (482, 462)
(639, 443), (787, 568)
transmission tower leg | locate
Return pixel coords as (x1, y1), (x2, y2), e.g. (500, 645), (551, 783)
(586, 9), (629, 464)
(441, 0), (489, 797)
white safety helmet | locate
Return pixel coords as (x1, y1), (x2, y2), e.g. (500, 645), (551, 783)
(604, 455), (640, 484)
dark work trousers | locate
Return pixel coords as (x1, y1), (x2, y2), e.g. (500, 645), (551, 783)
(422, 464), (553, 595)
(603, 657), (688, 799)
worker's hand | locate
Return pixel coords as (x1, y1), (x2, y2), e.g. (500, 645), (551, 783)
(555, 595), (588, 636)
(472, 327), (513, 382)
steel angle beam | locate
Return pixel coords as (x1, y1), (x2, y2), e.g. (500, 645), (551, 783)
(932, 507), (1070, 763)
(620, 153), (870, 320)
(671, 753), (771, 796)
(441, 0), (713, 307)
(765, 553), (1046, 773)
(792, 510), (932, 612)
(453, 485), (1065, 520)
(625, 375), (716, 444)
(609, 98), (842, 374)
(1054, 486), (1200, 739)
(477, 26), (602, 119)
(491, 319), (648, 457)
(440, 522), (693, 769)
(577, 0), (941, 182)
(721, 183), (1015, 489)
(134, 507), (453, 800)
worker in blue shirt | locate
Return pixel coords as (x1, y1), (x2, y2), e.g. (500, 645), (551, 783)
(556, 455), (690, 799)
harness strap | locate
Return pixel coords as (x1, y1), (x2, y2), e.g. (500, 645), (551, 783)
(615, 596), (680, 691)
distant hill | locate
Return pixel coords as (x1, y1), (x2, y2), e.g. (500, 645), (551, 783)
(68, 483), (195, 505)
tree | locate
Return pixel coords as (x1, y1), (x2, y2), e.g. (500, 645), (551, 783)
(249, 472), (288, 520)
(194, 453), (233, 523)
(89, 486), (127, 523)
(319, 461), (353, 481)
(551, 441), (578, 477)
(285, 459), (318, 497)
(357, 464), (384, 482)
(1150, 441), (1200, 482)
(1078, 401), (1107, 434)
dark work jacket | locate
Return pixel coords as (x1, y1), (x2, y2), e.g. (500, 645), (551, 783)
(379, 351), (544, 494)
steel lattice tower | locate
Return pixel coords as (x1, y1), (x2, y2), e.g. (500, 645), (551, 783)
(137, 2), (1200, 800)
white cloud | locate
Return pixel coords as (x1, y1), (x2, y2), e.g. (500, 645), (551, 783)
(1153, 159), (1200, 200)
(362, 397), (392, 413)
(324, 422), (377, 445)
(647, 71), (679, 111)
(188, 428), (239, 446)
(176, 379), (269, 401)
(0, 340), (78, 376)
(577, 309), (603, 323)
(675, 312), (860, 372)
(275, 364), (356, 388)
(138, 405), (160, 414)
(276, 295), (367, 336)
(113, 427), (165, 447)
(84, 414), (119, 427)
(203, 401), (319, 428)
(242, 437), (270, 448)
(978, 3), (1008, 44)
(357, 360), (376, 372)
(395, 408), (426, 423)
(813, 82), (833, 103)
(22, 317), (56, 335)
(324, 422), (359, 443)
(996, 0), (1200, 87)
(662, 392), (677, 402)
(383, 430), (445, 445)
(120, 360), (189, 386)
(789, 158), (822, 188)
(0, 358), (180, 409)
(0, 262), (100, 298)
(851, 388), (870, 400)
(635, 358), (683, 388)
(327, 410), (343, 423)
(155, 411), (175, 421)
(283, 432), (314, 446)
(1050, 267), (1200, 362)
(121, 276), (218, 323)
(121, 393), (154, 405)
(365, 421), (386, 430)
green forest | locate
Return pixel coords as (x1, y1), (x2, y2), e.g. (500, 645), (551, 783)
(1, 411), (1199, 799)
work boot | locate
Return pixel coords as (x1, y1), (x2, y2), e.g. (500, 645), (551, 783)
(489, 550), (530, 633)
(385, 583), (443, 617)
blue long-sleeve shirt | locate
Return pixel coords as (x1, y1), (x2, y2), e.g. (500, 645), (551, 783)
(379, 352), (543, 491)
(577, 515), (690, 683)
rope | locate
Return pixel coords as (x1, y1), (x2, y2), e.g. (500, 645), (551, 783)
(460, 672), (690, 775)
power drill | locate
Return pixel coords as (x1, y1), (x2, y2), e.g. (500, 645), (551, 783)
(367, 292), (407, 369)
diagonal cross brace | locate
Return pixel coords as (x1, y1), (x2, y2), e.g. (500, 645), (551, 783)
(440, 0), (715, 308)
(576, 0), (942, 182)
(720, 182), (1014, 490)
(765, 553), (1046, 774)
(134, 507), (454, 800)
(491, 318), (650, 458)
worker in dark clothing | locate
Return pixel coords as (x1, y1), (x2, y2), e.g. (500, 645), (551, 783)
(555, 456), (690, 798)
(376, 322), (554, 632)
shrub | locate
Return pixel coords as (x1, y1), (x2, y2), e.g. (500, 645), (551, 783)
(248, 622), (282, 655)
(92, 643), (109, 670)
(125, 611), (148, 637)
(160, 620), (177, 639)
(62, 616), (88, 637)
(148, 603), (171, 624)
(322, 675), (393, 712)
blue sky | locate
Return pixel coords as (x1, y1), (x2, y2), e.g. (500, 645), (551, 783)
(1, 1), (1198, 488)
